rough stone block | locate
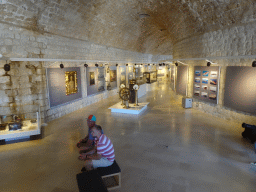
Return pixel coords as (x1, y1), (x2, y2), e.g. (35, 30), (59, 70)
(0, 38), (4, 46)
(12, 46), (28, 57)
(34, 99), (45, 107)
(19, 75), (29, 83)
(15, 33), (20, 39)
(0, 76), (10, 83)
(36, 37), (47, 43)
(0, 107), (11, 115)
(18, 88), (32, 95)
(4, 39), (12, 45)
(21, 104), (38, 113)
(0, 68), (6, 76)
(29, 36), (36, 41)
(36, 68), (42, 75)
(34, 76), (42, 82)
(1, 46), (7, 54)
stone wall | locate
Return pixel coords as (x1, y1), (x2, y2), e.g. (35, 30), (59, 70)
(0, 60), (46, 122)
(0, 20), (171, 123)
(0, 22), (156, 62)
(173, 22), (256, 124)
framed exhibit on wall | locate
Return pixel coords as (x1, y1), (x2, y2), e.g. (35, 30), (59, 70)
(176, 66), (188, 96)
(110, 70), (116, 82)
(193, 66), (220, 104)
(119, 66), (126, 85)
(47, 67), (82, 107)
(65, 71), (78, 95)
(89, 72), (95, 85)
(224, 67), (256, 114)
(97, 67), (105, 92)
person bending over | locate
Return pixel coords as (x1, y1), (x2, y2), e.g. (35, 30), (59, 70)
(77, 115), (103, 154)
(79, 125), (115, 171)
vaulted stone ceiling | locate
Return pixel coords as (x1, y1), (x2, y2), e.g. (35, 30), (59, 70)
(2, 0), (256, 55)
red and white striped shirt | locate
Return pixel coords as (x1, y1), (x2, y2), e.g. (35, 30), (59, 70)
(95, 134), (115, 162)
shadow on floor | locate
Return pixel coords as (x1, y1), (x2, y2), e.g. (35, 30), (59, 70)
(51, 187), (75, 192)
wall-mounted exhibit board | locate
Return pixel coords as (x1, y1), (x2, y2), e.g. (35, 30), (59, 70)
(87, 67), (99, 96)
(47, 67), (82, 107)
(176, 66), (188, 96)
(128, 66), (133, 82)
(224, 67), (256, 114)
(120, 66), (126, 85)
(170, 65), (176, 91)
(193, 66), (220, 104)
(97, 67), (105, 92)
(109, 66), (117, 89)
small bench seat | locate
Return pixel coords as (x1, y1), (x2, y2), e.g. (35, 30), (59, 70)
(96, 160), (121, 190)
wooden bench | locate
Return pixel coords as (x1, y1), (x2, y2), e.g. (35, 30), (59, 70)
(96, 160), (121, 190)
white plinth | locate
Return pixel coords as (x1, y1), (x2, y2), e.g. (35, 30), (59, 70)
(109, 102), (149, 114)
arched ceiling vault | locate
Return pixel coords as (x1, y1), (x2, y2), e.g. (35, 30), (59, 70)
(2, 0), (256, 56)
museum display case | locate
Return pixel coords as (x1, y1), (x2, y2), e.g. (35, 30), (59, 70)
(0, 106), (41, 142)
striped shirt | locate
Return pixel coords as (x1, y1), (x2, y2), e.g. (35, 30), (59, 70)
(95, 134), (115, 162)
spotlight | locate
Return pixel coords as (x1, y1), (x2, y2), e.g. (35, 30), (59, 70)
(207, 62), (211, 67)
(126, 64), (128, 66)
(116, 64), (118, 66)
(252, 61), (256, 67)
(95, 64), (98, 67)
(60, 63), (64, 69)
(175, 62), (178, 66)
(84, 64), (88, 67)
(4, 62), (10, 72)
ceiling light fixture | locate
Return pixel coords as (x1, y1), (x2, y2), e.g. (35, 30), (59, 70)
(4, 60), (10, 72)
(252, 60), (256, 67)
(60, 62), (64, 69)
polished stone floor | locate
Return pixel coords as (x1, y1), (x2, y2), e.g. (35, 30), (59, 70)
(1, 83), (256, 192)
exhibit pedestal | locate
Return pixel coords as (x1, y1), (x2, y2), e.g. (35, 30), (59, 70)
(182, 97), (192, 108)
(109, 102), (149, 114)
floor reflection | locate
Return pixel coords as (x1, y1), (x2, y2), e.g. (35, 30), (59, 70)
(0, 82), (256, 192)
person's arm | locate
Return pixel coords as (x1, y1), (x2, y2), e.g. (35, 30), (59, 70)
(87, 153), (102, 160)
(77, 135), (89, 148)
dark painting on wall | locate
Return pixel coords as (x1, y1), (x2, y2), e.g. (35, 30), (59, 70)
(110, 70), (116, 82)
(89, 72), (95, 85)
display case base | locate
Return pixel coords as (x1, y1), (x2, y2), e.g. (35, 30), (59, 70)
(0, 134), (42, 145)
(109, 102), (149, 114)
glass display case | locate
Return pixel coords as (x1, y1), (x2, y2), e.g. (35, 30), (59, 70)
(0, 106), (41, 143)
